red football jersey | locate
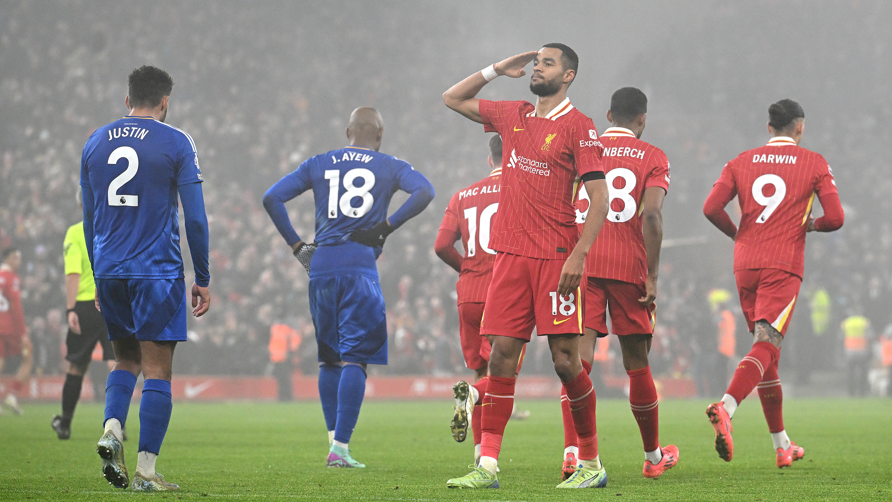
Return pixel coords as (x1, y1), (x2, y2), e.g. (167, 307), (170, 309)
(479, 99), (604, 259)
(715, 137), (838, 278)
(439, 168), (502, 304)
(0, 267), (25, 338)
(576, 127), (670, 285)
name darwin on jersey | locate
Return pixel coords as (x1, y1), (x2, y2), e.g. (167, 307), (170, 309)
(331, 151), (374, 164)
(507, 149), (550, 176)
(603, 146), (646, 160)
(107, 126), (150, 141)
(458, 183), (500, 201)
(753, 153), (797, 164)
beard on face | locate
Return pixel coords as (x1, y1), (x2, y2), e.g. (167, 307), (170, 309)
(529, 75), (562, 97)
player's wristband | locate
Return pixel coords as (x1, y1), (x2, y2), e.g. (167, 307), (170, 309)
(66, 308), (76, 314)
(481, 64), (499, 82)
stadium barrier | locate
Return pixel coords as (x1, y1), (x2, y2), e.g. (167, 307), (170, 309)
(1, 374), (697, 401)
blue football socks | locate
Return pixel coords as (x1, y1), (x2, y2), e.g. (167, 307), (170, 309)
(318, 363), (342, 432)
(104, 370), (137, 427)
(139, 379), (172, 455)
(334, 364), (367, 444)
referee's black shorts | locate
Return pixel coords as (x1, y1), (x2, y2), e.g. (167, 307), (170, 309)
(65, 300), (113, 368)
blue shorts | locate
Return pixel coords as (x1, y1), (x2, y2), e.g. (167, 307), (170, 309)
(96, 278), (187, 342)
(309, 273), (387, 365)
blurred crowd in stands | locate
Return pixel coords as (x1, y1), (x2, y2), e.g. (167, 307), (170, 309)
(2, 1), (891, 395)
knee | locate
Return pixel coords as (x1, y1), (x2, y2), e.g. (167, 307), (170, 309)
(753, 321), (783, 348)
(552, 355), (576, 381)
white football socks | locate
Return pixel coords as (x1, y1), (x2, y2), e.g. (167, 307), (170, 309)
(135, 451), (157, 478)
(474, 444), (481, 464)
(645, 448), (663, 464)
(479, 456), (498, 476)
(327, 430), (335, 444)
(721, 394), (738, 418)
(332, 440), (348, 450)
(579, 455), (602, 471)
(771, 430), (792, 451)
(104, 418), (124, 443)
(563, 446), (579, 459)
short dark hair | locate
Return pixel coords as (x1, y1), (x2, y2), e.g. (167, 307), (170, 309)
(128, 66), (174, 109)
(768, 99), (804, 132)
(610, 87), (648, 124)
(1, 247), (18, 262)
(489, 135), (503, 163)
(542, 42), (579, 77)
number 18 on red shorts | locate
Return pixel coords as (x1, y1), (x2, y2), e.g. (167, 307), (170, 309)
(480, 252), (584, 339)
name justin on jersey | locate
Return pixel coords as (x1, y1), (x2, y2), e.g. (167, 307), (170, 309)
(753, 153), (797, 164)
(458, 183), (500, 201)
(107, 126), (149, 141)
(331, 151), (374, 164)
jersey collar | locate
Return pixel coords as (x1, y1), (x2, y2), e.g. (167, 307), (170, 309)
(525, 97), (574, 121)
(602, 127), (636, 137)
(345, 146), (372, 150)
(123, 115), (156, 120)
(489, 168), (502, 177)
(767, 136), (796, 146)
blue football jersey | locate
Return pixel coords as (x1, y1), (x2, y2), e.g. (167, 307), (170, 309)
(80, 116), (203, 280)
(289, 146), (428, 245)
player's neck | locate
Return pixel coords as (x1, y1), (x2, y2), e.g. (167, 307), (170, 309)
(127, 107), (162, 120)
(534, 91), (568, 118)
(0, 263), (11, 272)
(348, 140), (379, 151)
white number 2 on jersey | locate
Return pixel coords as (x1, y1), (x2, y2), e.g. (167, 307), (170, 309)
(324, 168), (376, 219)
(752, 174), (787, 223)
(107, 146), (139, 207)
(575, 167), (637, 224)
(462, 203), (498, 257)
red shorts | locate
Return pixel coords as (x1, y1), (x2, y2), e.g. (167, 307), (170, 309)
(480, 252), (584, 340)
(458, 302), (527, 373)
(0, 335), (22, 358)
(458, 302), (490, 370)
(735, 268), (801, 335)
(585, 277), (655, 336)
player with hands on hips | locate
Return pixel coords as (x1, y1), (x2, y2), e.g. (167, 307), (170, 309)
(263, 107), (434, 468)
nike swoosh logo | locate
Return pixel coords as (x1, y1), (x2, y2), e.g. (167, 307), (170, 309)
(184, 380), (214, 399)
(513, 126), (525, 131)
(553, 318), (571, 325)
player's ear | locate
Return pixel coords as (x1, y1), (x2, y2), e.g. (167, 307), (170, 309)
(563, 69), (575, 85)
(125, 95), (130, 110)
(488, 155), (493, 168)
(606, 110), (613, 124)
(160, 96), (170, 111)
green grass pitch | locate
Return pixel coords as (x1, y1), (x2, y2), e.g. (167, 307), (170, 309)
(1, 398), (890, 500)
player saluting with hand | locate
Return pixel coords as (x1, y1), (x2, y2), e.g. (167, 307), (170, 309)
(263, 107), (434, 468)
(703, 99), (844, 468)
(443, 45), (610, 489)
(82, 66), (211, 491)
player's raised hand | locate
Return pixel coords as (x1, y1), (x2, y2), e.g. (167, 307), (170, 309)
(192, 282), (211, 317)
(638, 276), (658, 308)
(494, 51), (539, 78)
(557, 251), (586, 297)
